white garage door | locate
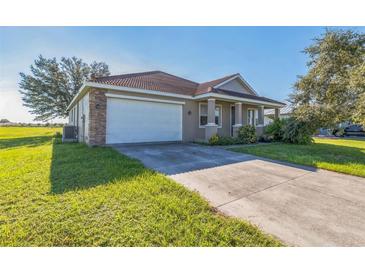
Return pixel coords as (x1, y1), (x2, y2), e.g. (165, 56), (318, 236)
(106, 96), (183, 144)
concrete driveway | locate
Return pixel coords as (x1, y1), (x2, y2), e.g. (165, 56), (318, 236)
(112, 143), (365, 246)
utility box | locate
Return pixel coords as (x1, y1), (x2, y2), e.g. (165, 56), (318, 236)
(62, 125), (77, 142)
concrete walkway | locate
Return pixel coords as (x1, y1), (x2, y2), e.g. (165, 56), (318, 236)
(113, 143), (365, 246)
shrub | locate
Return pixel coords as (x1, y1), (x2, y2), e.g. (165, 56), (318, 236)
(54, 132), (62, 138)
(332, 127), (345, 137)
(208, 125), (258, 146)
(265, 118), (284, 141)
(209, 134), (238, 146)
(282, 118), (314, 145)
(208, 134), (220, 145)
(218, 136), (239, 145)
(336, 128), (345, 137)
(258, 134), (274, 143)
(238, 125), (257, 144)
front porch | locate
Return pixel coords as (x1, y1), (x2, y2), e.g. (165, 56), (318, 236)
(197, 97), (281, 141)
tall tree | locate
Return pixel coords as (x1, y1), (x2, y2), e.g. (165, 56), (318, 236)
(290, 29), (365, 128)
(0, 118), (10, 123)
(19, 55), (110, 121)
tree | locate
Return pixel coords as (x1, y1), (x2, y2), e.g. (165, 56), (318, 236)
(19, 55), (110, 121)
(290, 29), (365, 128)
(0, 118), (10, 123)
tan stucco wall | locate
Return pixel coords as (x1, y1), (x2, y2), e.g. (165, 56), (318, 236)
(70, 87), (264, 144)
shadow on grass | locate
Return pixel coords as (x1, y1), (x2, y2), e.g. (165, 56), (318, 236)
(50, 140), (150, 194)
(0, 135), (52, 149)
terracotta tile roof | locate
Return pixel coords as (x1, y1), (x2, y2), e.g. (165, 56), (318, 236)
(93, 71), (199, 95)
(91, 71), (283, 105)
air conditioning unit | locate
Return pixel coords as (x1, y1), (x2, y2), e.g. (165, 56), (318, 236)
(62, 125), (77, 142)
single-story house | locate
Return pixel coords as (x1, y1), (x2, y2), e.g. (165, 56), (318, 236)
(264, 103), (292, 125)
(66, 71), (285, 145)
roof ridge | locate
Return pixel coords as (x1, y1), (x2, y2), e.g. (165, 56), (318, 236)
(154, 71), (199, 85)
(93, 70), (161, 81)
(93, 70), (199, 85)
(199, 73), (239, 85)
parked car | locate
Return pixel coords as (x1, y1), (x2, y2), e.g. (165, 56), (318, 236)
(344, 124), (365, 137)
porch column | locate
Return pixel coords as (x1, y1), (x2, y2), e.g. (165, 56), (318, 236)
(257, 105), (264, 126)
(232, 102), (242, 137)
(274, 108), (280, 119)
(242, 105), (248, 125)
(256, 105), (265, 137)
(205, 98), (218, 141)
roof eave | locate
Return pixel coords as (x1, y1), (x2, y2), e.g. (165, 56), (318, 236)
(193, 92), (285, 108)
(66, 83), (89, 111)
(66, 81), (285, 112)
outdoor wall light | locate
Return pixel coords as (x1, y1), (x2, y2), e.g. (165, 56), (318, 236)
(188, 110), (192, 115)
(95, 103), (100, 109)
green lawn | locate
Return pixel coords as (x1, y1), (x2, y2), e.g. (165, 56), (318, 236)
(230, 137), (365, 178)
(0, 127), (281, 246)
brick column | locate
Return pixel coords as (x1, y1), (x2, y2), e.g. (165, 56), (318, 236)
(88, 89), (107, 146)
(205, 98), (218, 141)
(232, 102), (242, 137)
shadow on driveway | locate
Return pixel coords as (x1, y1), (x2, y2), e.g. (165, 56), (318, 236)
(112, 143), (317, 175)
(111, 143), (365, 246)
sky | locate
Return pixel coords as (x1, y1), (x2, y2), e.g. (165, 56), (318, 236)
(1, 26), (364, 123)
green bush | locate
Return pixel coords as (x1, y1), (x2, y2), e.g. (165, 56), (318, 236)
(332, 127), (345, 137)
(208, 125), (258, 146)
(208, 134), (220, 145)
(336, 128), (345, 137)
(282, 118), (314, 145)
(218, 136), (239, 145)
(54, 132), (62, 138)
(265, 118), (284, 141)
(258, 134), (274, 143)
(238, 125), (257, 144)
(208, 134), (238, 146)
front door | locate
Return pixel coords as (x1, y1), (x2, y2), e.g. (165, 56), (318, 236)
(230, 105), (235, 136)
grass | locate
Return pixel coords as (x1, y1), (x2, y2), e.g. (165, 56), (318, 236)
(0, 127), (281, 246)
(230, 137), (365, 178)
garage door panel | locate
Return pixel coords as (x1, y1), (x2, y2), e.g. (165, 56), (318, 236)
(106, 98), (182, 144)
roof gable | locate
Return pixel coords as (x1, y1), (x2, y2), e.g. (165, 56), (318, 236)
(213, 74), (258, 95)
(217, 78), (253, 95)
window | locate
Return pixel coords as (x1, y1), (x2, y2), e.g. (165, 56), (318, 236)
(70, 108), (74, 123)
(199, 103), (222, 128)
(247, 109), (258, 126)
